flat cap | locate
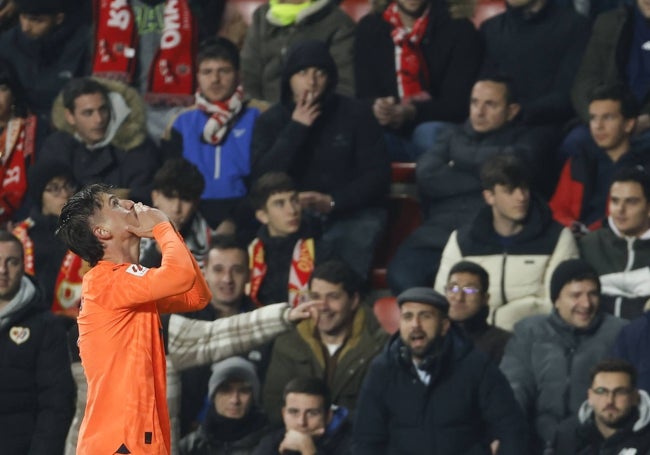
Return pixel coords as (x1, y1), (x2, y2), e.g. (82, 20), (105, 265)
(396, 287), (449, 315)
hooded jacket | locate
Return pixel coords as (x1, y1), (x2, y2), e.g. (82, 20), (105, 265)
(353, 328), (528, 454)
(580, 218), (650, 320)
(241, 0), (355, 103)
(553, 390), (650, 455)
(434, 197), (579, 331)
(39, 78), (160, 204)
(0, 276), (75, 455)
(500, 310), (628, 452)
(251, 41), (389, 217)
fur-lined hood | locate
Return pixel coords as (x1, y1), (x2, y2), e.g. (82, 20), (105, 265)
(50, 77), (147, 151)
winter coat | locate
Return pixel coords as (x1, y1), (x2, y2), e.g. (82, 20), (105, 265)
(480, 0), (589, 124)
(354, 6), (481, 125)
(580, 218), (650, 319)
(262, 305), (388, 424)
(251, 94), (389, 217)
(407, 121), (542, 251)
(434, 198), (579, 331)
(40, 78), (161, 204)
(500, 310), (627, 451)
(456, 305), (512, 364)
(553, 390), (650, 455)
(353, 329), (528, 454)
(241, 0), (355, 103)
(613, 311), (650, 394)
(571, 5), (647, 122)
(0, 277), (75, 455)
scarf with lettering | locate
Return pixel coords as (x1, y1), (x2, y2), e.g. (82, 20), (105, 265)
(92, 0), (197, 104)
(248, 237), (315, 307)
(195, 86), (244, 145)
(382, 3), (430, 101)
(0, 116), (36, 223)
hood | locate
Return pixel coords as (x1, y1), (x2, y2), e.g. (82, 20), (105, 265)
(0, 276), (39, 331)
(280, 39), (338, 107)
(51, 77), (147, 151)
(578, 389), (650, 432)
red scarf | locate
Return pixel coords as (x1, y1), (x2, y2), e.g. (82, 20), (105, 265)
(249, 237), (315, 307)
(92, 0), (197, 105)
(12, 220), (87, 318)
(383, 3), (430, 101)
(195, 86), (244, 145)
(0, 116), (36, 223)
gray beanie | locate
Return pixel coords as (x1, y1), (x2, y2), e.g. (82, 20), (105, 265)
(208, 357), (260, 404)
(396, 287), (449, 315)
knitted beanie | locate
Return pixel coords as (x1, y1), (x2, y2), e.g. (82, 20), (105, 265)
(550, 259), (600, 303)
(208, 357), (260, 404)
(16, 0), (71, 14)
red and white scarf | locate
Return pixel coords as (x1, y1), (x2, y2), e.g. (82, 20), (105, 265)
(249, 237), (315, 307)
(0, 116), (36, 223)
(12, 221), (87, 318)
(92, 0), (197, 104)
(195, 86), (244, 145)
(383, 3), (430, 101)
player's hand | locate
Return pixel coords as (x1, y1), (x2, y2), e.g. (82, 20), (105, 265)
(126, 203), (169, 238)
(292, 91), (321, 126)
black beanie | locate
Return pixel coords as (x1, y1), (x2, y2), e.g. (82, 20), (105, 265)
(397, 287), (449, 315)
(280, 40), (338, 104)
(550, 259), (600, 303)
(16, 0), (70, 14)
(27, 161), (75, 210)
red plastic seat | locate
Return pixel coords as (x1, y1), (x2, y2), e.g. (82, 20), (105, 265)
(373, 296), (400, 334)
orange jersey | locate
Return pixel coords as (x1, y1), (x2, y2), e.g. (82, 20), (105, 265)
(76, 222), (210, 455)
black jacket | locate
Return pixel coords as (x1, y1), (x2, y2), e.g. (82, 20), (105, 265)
(353, 329), (527, 454)
(251, 95), (389, 217)
(480, 0), (589, 124)
(354, 5), (482, 125)
(0, 277), (75, 455)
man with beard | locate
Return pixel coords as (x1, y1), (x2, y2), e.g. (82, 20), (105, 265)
(353, 287), (526, 454)
(553, 358), (650, 454)
(262, 260), (388, 424)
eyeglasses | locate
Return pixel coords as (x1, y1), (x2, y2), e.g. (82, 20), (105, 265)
(44, 182), (77, 195)
(591, 387), (633, 398)
(445, 284), (481, 296)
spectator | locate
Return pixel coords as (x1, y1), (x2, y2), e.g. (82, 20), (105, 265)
(571, 0), (650, 152)
(580, 166), (650, 320)
(550, 84), (644, 233)
(263, 260), (388, 424)
(253, 377), (353, 455)
(162, 37), (260, 231)
(354, 287), (527, 454)
(0, 57), (39, 225)
(354, 0), (481, 161)
(500, 259), (628, 453)
(140, 158), (212, 269)
(252, 40), (390, 279)
(12, 161), (82, 317)
(553, 358), (650, 454)
(180, 357), (269, 455)
(248, 172), (322, 307)
(0, 230), (75, 455)
(434, 155), (578, 330)
(444, 260), (511, 363)
(612, 307), (650, 394)
(91, 0), (225, 139)
(241, 0), (355, 104)
(480, 0), (589, 127)
(387, 76), (549, 294)
(40, 77), (161, 204)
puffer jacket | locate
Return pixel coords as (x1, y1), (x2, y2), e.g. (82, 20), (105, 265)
(434, 198), (579, 331)
(500, 310), (627, 452)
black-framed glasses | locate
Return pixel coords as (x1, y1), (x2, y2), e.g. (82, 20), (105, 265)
(591, 387), (633, 398)
(444, 284), (481, 296)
